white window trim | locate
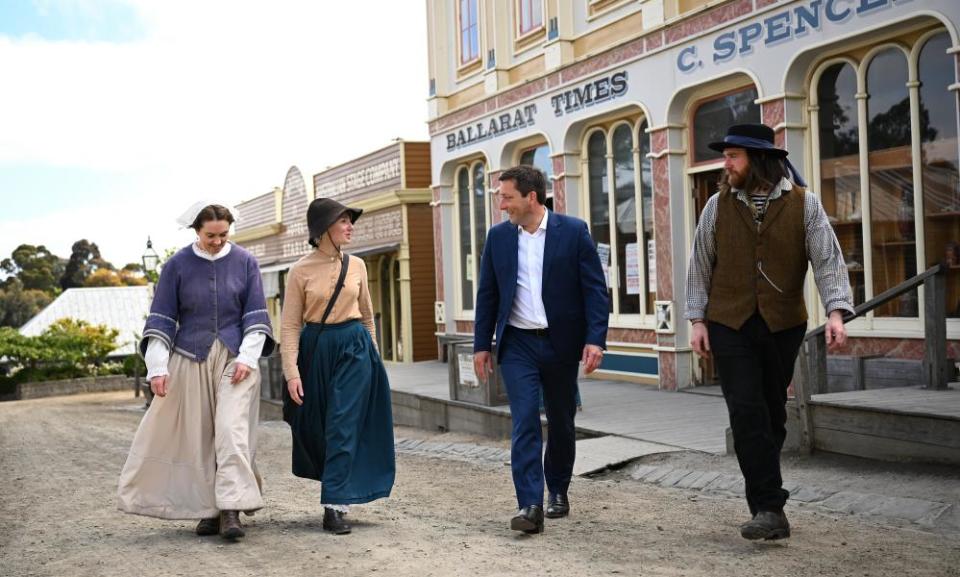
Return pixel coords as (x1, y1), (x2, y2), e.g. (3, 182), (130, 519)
(453, 160), (490, 319)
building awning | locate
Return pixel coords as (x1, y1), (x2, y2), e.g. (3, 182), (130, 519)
(347, 242), (400, 257)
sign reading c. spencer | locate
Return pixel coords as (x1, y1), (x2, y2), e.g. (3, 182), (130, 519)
(676, 0), (911, 73)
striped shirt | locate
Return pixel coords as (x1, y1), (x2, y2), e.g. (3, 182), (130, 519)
(685, 178), (855, 322)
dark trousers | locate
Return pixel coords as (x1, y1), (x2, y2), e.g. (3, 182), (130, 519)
(708, 313), (806, 515)
(498, 326), (579, 509)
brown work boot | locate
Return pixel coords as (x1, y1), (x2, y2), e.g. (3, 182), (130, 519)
(739, 510), (791, 541)
(220, 510), (245, 540)
(195, 516), (220, 536)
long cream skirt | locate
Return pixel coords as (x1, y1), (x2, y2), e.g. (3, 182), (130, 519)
(117, 340), (263, 519)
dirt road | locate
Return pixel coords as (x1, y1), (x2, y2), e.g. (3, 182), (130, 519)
(1, 392), (956, 577)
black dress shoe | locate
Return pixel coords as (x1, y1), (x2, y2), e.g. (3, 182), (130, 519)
(195, 516), (220, 536)
(219, 510), (245, 540)
(323, 507), (352, 535)
(739, 510), (791, 541)
(510, 505), (544, 534)
(545, 493), (570, 518)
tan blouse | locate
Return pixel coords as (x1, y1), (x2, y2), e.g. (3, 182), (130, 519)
(280, 249), (377, 381)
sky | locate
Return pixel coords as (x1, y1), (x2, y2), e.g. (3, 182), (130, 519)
(0, 0), (430, 269)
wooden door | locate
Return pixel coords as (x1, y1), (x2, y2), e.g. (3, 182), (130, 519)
(692, 170), (722, 386)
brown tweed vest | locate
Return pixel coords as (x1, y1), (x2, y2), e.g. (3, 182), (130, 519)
(706, 186), (809, 332)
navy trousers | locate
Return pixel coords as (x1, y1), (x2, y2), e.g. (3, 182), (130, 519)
(498, 325), (579, 509)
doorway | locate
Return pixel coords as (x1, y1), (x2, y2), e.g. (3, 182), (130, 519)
(691, 169), (722, 386)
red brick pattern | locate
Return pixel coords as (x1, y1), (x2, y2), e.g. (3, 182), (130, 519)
(498, 78), (547, 109)
(552, 155), (567, 215)
(761, 99), (785, 128)
(658, 351), (677, 390)
(560, 38), (645, 84)
(607, 328), (658, 344)
(644, 31), (664, 52)
(488, 170), (504, 225)
(757, 0), (781, 7)
(665, 0), (751, 44)
(651, 129), (673, 301)
(455, 320), (474, 334)
(829, 336), (960, 361)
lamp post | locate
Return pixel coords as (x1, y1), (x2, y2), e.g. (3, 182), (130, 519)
(141, 237), (160, 280)
(138, 237), (160, 405)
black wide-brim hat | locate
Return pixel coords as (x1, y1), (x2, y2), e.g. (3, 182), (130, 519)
(307, 197), (363, 245)
(708, 123), (789, 157)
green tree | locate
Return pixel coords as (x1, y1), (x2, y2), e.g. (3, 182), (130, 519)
(0, 280), (53, 328)
(60, 240), (114, 290)
(1, 244), (64, 294)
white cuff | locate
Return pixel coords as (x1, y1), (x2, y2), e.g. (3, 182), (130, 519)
(145, 338), (171, 380)
(237, 332), (266, 370)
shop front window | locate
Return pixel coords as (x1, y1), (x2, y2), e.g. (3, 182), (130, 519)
(455, 161), (489, 313)
(817, 62), (865, 306)
(812, 30), (959, 323)
(692, 87), (761, 163)
(585, 119), (656, 320)
(919, 33), (960, 318)
(867, 48), (916, 317)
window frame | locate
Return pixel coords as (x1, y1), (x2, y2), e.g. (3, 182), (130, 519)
(456, 0), (481, 72)
(807, 30), (960, 338)
(580, 118), (656, 328)
(452, 158), (491, 319)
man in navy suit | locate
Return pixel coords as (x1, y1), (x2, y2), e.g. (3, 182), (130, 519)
(473, 165), (608, 534)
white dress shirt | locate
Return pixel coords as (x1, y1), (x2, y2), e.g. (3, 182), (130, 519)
(144, 241), (265, 379)
(508, 210), (549, 329)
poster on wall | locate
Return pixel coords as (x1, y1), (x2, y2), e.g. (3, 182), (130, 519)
(597, 242), (611, 289)
(625, 242), (641, 295)
(647, 239), (657, 293)
(458, 353), (478, 387)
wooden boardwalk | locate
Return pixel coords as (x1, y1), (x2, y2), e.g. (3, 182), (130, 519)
(812, 384), (960, 420)
(384, 361), (731, 455)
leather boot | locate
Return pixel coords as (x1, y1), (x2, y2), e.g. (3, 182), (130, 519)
(323, 507), (351, 535)
(739, 510), (790, 541)
(195, 516), (220, 536)
(220, 510), (245, 540)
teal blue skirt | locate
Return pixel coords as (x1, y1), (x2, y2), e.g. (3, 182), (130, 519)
(284, 320), (395, 504)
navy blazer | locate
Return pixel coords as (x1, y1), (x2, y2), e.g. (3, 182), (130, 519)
(473, 211), (609, 362)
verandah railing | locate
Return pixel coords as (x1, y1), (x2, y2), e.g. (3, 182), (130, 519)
(794, 263), (951, 453)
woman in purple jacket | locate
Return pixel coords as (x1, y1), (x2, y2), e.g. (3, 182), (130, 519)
(117, 202), (275, 541)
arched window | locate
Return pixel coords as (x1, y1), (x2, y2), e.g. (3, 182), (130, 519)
(454, 160), (489, 313)
(692, 87), (761, 164)
(584, 118), (656, 321)
(919, 32), (960, 318)
(518, 142), (554, 209)
(866, 47), (915, 317)
(817, 61), (864, 306)
(811, 30), (960, 324)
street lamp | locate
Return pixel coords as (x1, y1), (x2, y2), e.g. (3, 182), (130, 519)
(141, 237), (160, 275)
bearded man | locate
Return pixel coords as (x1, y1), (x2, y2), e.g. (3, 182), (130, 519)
(685, 123), (854, 540)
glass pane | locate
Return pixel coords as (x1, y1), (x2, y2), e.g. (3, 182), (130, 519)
(693, 87), (761, 162)
(393, 259), (402, 361)
(639, 119), (656, 312)
(818, 62), (865, 307)
(613, 124), (639, 314)
(519, 144), (553, 200)
(473, 163), (487, 296)
(867, 48), (916, 317)
(919, 33), (960, 318)
(520, 0), (531, 32)
(457, 168), (473, 310)
(587, 131), (613, 312)
(532, 0), (542, 29)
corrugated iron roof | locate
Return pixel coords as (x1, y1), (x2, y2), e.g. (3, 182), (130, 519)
(19, 286), (152, 357)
